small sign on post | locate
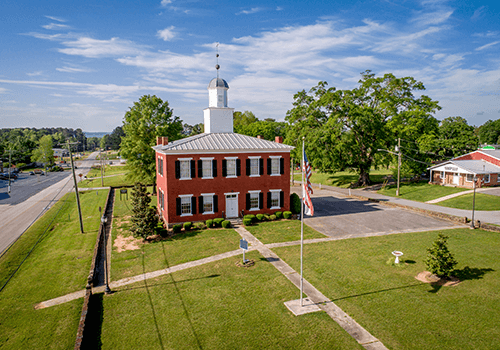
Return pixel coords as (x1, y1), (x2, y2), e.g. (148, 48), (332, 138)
(240, 238), (248, 263)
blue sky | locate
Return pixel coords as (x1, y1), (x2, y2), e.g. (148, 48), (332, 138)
(1, 0), (499, 132)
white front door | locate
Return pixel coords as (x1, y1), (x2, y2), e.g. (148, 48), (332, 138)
(225, 194), (238, 218)
(453, 173), (459, 185)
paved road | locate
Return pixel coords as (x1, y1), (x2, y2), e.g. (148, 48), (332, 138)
(292, 188), (459, 239)
(0, 152), (98, 255)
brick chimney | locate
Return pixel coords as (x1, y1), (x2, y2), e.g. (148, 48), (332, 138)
(275, 136), (283, 144)
(156, 136), (168, 145)
(257, 135), (262, 139)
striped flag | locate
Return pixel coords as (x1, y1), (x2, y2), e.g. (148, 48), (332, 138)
(302, 149), (314, 216)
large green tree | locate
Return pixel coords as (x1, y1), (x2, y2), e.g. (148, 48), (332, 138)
(31, 135), (55, 167)
(432, 116), (478, 158)
(233, 111), (258, 132)
(121, 95), (183, 186)
(477, 118), (500, 145)
(236, 120), (288, 141)
(286, 71), (441, 186)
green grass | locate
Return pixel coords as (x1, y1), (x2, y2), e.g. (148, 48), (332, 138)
(111, 188), (242, 280)
(0, 190), (108, 349)
(98, 250), (363, 350)
(378, 181), (469, 202)
(79, 174), (130, 188)
(275, 228), (500, 349)
(438, 193), (500, 211)
(293, 169), (392, 188)
(86, 164), (127, 178)
(245, 220), (326, 244)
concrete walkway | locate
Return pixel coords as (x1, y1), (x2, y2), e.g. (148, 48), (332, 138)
(426, 187), (498, 203)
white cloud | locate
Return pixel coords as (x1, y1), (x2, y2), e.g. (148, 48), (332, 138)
(276, 6), (283, 11)
(0, 87), (8, 94)
(58, 37), (146, 58)
(411, 10), (453, 26)
(161, 0), (172, 6)
(26, 71), (44, 76)
(475, 41), (500, 51)
(42, 23), (70, 30)
(471, 6), (486, 21)
(236, 8), (263, 15)
(157, 26), (177, 41)
(56, 66), (93, 73)
(45, 16), (66, 22)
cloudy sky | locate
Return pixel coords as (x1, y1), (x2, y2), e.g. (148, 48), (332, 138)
(1, 0), (499, 132)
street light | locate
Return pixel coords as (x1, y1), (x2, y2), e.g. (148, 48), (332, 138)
(470, 176), (477, 229)
(100, 214), (112, 294)
(377, 147), (401, 196)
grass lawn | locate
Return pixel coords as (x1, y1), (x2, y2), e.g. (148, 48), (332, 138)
(111, 188), (242, 281)
(79, 174), (130, 188)
(378, 181), (469, 202)
(86, 164), (127, 178)
(0, 190), (108, 349)
(244, 220), (326, 244)
(293, 169), (392, 188)
(98, 250), (363, 350)
(438, 193), (500, 211)
(275, 228), (500, 349)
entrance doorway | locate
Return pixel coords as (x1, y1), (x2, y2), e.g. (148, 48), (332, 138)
(453, 173), (459, 185)
(225, 194), (238, 218)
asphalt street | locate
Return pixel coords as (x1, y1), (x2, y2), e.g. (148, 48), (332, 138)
(0, 152), (97, 255)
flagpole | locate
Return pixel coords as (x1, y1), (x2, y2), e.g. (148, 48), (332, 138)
(300, 137), (304, 307)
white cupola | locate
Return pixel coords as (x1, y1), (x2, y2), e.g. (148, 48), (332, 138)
(203, 49), (234, 133)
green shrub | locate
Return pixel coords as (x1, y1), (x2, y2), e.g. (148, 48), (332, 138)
(256, 214), (265, 221)
(269, 214), (276, 221)
(290, 193), (301, 214)
(243, 218), (252, 226)
(205, 219), (213, 228)
(213, 218), (224, 227)
(264, 214), (270, 221)
(425, 233), (458, 278)
(221, 220), (231, 228)
(244, 214), (256, 223)
(194, 222), (206, 230)
(172, 224), (182, 233)
(183, 222), (192, 231)
(283, 211), (293, 219)
(275, 211), (282, 219)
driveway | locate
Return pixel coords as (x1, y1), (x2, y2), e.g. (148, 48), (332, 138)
(292, 188), (461, 239)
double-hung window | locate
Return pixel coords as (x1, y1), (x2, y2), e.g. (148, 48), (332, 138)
(268, 156), (283, 176)
(267, 190), (284, 209)
(484, 174), (490, 183)
(198, 194), (218, 214)
(180, 160), (190, 179)
(176, 195), (196, 216)
(466, 174), (473, 182)
(158, 157), (163, 176)
(247, 190), (262, 211)
(181, 196), (191, 215)
(250, 159), (259, 176)
(202, 159), (212, 178)
(226, 158), (237, 177)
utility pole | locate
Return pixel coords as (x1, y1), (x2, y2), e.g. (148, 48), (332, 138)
(99, 148), (104, 187)
(396, 138), (401, 196)
(8, 149), (12, 194)
(67, 141), (84, 233)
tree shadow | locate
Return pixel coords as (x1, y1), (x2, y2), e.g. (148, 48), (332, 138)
(119, 274), (220, 292)
(260, 257), (279, 262)
(332, 283), (423, 301)
(453, 266), (494, 281)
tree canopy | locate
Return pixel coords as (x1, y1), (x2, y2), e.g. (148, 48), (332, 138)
(31, 135), (55, 167)
(286, 71), (441, 186)
(120, 95), (183, 185)
(431, 116), (479, 158)
(477, 118), (500, 145)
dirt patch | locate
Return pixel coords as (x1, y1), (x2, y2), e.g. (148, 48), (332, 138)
(114, 234), (141, 252)
(415, 271), (461, 286)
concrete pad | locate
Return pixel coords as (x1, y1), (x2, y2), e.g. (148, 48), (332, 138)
(284, 298), (322, 316)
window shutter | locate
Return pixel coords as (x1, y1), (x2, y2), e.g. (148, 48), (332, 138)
(198, 160), (203, 178)
(259, 159), (264, 175)
(191, 160), (196, 178)
(214, 195), (218, 212)
(246, 193), (250, 210)
(280, 158), (284, 175)
(191, 196), (196, 214)
(267, 192), (271, 208)
(199, 196), (203, 214)
(212, 159), (217, 177)
(175, 161), (180, 179)
(280, 191), (284, 208)
(259, 192), (264, 209)
(236, 159), (241, 176)
(176, 198), (181, 215)
(222, 159), (227, 177)
(246, 159), (250, 176)
(267, 158), (271, 175)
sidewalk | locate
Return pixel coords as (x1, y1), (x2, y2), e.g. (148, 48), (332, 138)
(426, 187), (498, 203)
(299, 183), (500, 226)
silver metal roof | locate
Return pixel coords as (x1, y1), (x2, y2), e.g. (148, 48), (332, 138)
(429, 160), (500, 174)
(153, 133), (294, 154)
(208, 78), (229, 89)
(479, 149), (500, 160)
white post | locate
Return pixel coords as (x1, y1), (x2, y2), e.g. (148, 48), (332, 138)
(300, 137), (305, 307)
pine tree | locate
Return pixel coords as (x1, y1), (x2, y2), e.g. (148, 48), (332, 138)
(130, 183), (157, 239)
(425, 233), (458, 278)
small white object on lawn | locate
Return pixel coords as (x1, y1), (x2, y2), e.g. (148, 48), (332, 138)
(392, 251), (403, 264)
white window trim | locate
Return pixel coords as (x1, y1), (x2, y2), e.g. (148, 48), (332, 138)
(270, 156), (282, 176)
(179, 159), (192, 180)
(484, 174), (490, 183)
(224, 192), (240, 195)
(249, 157), (260, 177)
(201, 159), (213, 179)
(270, 189), (281, 210)
(201, 193), (215, 215)
(269, 155), (282, 159)
(179, 194), (193, 217)
(249, 191), (260, 211)
(159, 188), (165, 210)
(440, 171), (444, 179)
(158, 156), (164, 177)
(248, 156), (261, 159)
(248, 190), (261, 193)
(225, 157), (238, 178)
(200, 157), (214, 160)
(465, 174), (474, 182)
(225, 157), (238, 160)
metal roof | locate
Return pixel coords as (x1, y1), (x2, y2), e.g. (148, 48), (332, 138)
(479, 149), (500, 160)
(153, 133), (294, 154)
(208, 78), (229, 89)
(429, 159), (500, 174)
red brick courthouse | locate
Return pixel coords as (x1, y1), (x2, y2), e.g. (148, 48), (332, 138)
(153, 74), (294, 227)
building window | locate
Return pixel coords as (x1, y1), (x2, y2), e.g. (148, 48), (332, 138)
(250, 192), (259, 209)
(440, 171), (444, 179)
(158, 157), (163, 176)
(158, 189), (164, 211)
(199, 194), (218, 214)
(202, 159), (212, 178)
(466, 174), (473, 182)
(484, 174), (490, 183)
(180, 160), (190, 179)
(250, 159), (259, 176)
(271, 192), (279, 208)
(227, 159), (236, 177)
(203, 195), (213, 213)
(181, 197), (191, 215)
(267, 190), (283, 209)
(271, 158), (279, 175)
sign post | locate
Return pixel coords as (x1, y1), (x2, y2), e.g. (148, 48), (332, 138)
(239, 238), (248, 263)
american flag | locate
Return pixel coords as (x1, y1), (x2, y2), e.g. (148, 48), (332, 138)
(302, 149), (314, 216)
